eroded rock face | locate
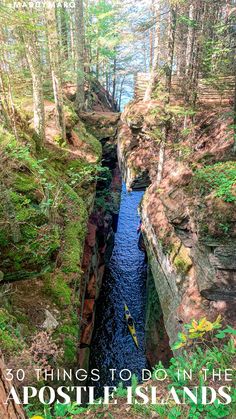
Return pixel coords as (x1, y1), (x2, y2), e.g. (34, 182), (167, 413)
(78, 159), (122, 371)
(118, 99), (236, 347)
(145, 268), (172, 366)
(80, 111), (120, 141)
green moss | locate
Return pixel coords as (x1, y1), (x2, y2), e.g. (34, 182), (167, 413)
(61, 185), (88, 274)
(63, 337), (77, 363)
(14, 173), (38, 192)
(54, 311), (78, 364)
(43, 273), (71, 307)
(62, 221), (85, 274)
(21, 224), (38, 239)
(174, 254), (191, 275)
(0, 309), (24, 354)
(8, 225), (60, 271)
(57, 324), (78, 336)
(74, 122), (102, 159)
(0, 229), (9, 246)
(0, 329), (21, 353)
(64, 103), (79, 126)
(0, 104), (103, 369)
(15, 202), (38, 223)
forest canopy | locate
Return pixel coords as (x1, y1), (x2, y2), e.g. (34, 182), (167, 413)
(0, 0), (235, 146)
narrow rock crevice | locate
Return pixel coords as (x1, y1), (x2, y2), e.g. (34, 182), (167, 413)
(78, 124), (122, 372)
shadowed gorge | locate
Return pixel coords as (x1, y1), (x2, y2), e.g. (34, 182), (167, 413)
(89, 185), (147, 394)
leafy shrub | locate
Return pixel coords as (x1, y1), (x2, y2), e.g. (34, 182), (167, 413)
(193, 161), (236, 202)
(25, 316), (236, 418)
(151, 317), (236, 419)
(172, 316), (222, 350)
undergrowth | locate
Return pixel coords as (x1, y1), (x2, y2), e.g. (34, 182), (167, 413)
(24, 317), (236, 419)
(193, 161), (236, 203)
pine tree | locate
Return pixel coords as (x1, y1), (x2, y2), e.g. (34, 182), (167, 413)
(46, 4), (66, 141)
(22, 28), (45, 148)
(75, 0), (85, 111)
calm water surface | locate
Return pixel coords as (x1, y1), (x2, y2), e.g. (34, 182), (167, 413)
(89, 183), (147, 393)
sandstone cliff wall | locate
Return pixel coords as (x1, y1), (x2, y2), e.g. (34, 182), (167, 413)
(118, 99), (236, 348)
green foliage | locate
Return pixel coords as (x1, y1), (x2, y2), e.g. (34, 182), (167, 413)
(172, 143), (192, 160)
(54, 402), (87, 417)
(73, 124), (102, 158)
(63, 336), (77, 364)
(24, 320), (236, 418)
(166, 105), (196, 118)
(178, 14), (198, 28)
(172, 316), (222, 350)
(63, 104), (79, 126)
(151, 320), (236, 419)
(43, 274), (71, 307)
(115, 381), (128, 398)
(67, 163), (109, 190)
(87, 0), (122, 64)
(0, 309), (24, 354)
(216, 326), (236, 339)
(62, 218), (86, 274)
(26, 402), (88, 418)
(14, 173), (38, 192)
(0, 116), (100, 375)
(193, 162), (236, 203)
(131, 374), (138, 392)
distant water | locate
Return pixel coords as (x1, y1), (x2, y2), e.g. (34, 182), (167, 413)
(89, 183), (147, 394)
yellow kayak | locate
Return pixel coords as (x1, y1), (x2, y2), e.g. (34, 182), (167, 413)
(124, 303), (139, 348)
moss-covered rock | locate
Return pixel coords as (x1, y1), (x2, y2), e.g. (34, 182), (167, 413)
(0, 106), (102, 369)
(74, 121), (102, 159)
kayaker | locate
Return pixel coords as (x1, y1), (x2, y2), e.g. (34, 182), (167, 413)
(127, 317), (134, 327)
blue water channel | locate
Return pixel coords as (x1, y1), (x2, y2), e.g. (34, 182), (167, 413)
(89, 183), (147, 393)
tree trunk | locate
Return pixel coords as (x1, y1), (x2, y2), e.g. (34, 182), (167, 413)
(69, 17), (76, 69)
(84, 0), (91, 77)
(46, 5), (66, 141)
(184, 2), (199, 104)
(60, 5), (69, 61)
(0, 31), (19, 140)
(75, 0), (85, 111)
(0, 65), (12, 129)
(156, 139), (165, 186)
(190, 1), (206, 107)
(96, 48), (100, 80)
(144, 0), (161, 101)
(23, 31), (45, 148)
(118, 75), (126, 110)
(185, 3), (195, 78)
(112, 56), (117, 110)
(149, 14), (154, 70)
(176, 2), (189, 76)
(0, 354), (26, 418)
(165, 6), (177, 100)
